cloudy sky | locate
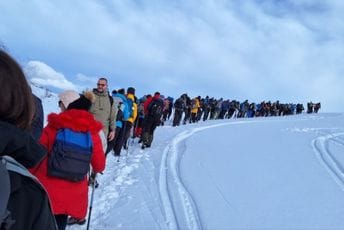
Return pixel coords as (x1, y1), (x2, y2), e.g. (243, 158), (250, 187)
(1, 0), (343, 112)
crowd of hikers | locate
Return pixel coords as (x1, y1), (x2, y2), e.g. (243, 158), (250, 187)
(0, 49), (321, 230)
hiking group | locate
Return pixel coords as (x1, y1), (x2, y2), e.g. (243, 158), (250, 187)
(0, 49), (320, 230)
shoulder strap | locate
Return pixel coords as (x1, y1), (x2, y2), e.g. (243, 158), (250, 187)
(0, 156), (31, 229)
(108, 95), (114, 107)
(0, 157), (11, 227)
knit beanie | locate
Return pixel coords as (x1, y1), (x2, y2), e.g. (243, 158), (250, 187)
(67, 91), (95, 111)
(58, 90), (80, 109)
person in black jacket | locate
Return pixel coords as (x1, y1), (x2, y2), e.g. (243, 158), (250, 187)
(0, 49), (57, 230)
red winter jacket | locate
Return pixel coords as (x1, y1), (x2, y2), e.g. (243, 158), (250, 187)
(30, 109), (105, 219)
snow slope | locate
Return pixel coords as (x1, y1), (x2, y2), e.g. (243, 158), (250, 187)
(59, 112), (344, 230)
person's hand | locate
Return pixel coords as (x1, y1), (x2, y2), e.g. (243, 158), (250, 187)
(89, 171), (97, 186)
(108, 130), (115, 141)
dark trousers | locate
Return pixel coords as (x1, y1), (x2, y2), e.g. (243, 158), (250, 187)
(106, 126), (122, 156)
(142, 117), (159, 147)
(55, 214), (68, 230)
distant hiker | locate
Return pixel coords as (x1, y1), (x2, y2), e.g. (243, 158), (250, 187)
(0, 49), (57, 230)
(31, 90), (106, 230)
(172, 94), (186, 126)
(141, 92), (164, 149)
(307, 102), (314, 114)
(202, 96), (210, 121)
(190, 96), (200, 123)
(111, 88), (130, 159)
(314, 102), (321, 113)
(121, 87), (138, 150)
(166, 96), (174, 120)
(183, 94), (191, 124)
(89, 77), (117, 154)
(161, 97), (171, 126)
(134, 95), (148, 138)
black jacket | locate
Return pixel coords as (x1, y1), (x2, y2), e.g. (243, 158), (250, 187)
(0, 121), (57, 230)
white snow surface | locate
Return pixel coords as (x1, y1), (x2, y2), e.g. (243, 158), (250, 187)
(39, 90), (344, 229)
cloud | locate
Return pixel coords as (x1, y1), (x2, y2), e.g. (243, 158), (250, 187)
(24, 61), (76, 90)
(1, 0), (344, 111)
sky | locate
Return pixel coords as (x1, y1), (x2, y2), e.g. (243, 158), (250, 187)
(1, 0), (344, 112)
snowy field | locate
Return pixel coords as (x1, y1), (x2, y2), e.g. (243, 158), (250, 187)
(35, 85), (344, 229)
(62, 112), (344, 230)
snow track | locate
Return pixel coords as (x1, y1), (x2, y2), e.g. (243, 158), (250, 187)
(312, 131), (344, 190)
(159, 121), (259, 230)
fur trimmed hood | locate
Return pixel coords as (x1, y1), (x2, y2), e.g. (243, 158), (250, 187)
(47, 109), (103, 134)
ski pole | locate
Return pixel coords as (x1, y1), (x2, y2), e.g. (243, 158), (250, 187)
(86, 173), (97, 230)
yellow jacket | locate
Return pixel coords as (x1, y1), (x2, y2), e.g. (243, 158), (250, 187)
(126, 93), (137, 124)
(191, 98), (200, 114)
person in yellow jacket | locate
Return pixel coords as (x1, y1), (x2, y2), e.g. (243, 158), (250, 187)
(122, 87), (138, 150)
(191, 96), (200, 123)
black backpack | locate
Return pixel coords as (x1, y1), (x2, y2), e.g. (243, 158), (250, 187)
(148, 98), (164, 120)
(0, 156), (42, 229)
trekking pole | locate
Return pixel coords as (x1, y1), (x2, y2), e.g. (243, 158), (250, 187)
(86, 173), (97, 230)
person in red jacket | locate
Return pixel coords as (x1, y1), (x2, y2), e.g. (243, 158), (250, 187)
(31, 90), (106, 230)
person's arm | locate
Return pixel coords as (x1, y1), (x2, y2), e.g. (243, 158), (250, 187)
(30, 95), (44, 140)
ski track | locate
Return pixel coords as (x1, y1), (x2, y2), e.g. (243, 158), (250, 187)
(312, 131), (344, 191)
(159, 120), (264, 230)
(66, 115), (335, 230)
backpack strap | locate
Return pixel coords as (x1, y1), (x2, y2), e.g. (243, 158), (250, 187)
(108, 95), (114, 107)
(0, 156), (21, 230)
(2, 156), (38, 181)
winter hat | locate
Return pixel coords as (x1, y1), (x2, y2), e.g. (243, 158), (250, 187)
(68, 91), (95, 111)
(58, 90), (80, 109)
(127, 87), (135, 95)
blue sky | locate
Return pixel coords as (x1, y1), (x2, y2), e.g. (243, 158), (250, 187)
(1, 0), (343, 112)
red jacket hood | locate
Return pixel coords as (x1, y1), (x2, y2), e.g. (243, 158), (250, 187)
(47, 109), (103, 134)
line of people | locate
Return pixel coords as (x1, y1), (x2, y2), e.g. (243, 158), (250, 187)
(171, 94), (319, 126)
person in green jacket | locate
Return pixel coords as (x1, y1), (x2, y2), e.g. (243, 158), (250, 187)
(89, 77), (117, 150)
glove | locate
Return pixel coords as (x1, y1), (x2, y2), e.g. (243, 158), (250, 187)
(88, 171), (97, 187)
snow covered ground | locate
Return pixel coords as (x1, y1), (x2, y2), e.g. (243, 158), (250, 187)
(35, 85), (344, 229)
(63, 112), (344, 230)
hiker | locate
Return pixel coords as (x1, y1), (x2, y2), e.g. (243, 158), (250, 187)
(111, 88), (130, 159)
(133, 95), (148, 138)
(0, 49), (57, 230)
(172, 94), (186, 126)
(141, 92), (164, 149)
(190, 96), (200, 123)
(31, 90), (106, 230)
(121, 87), (137, 150)
(89, 77), (117, 154)
(314, 102), (321, 113)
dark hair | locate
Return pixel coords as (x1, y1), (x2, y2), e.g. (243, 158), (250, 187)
(117, 88), (125, 95)
(127, 87), (135, 95)
(68, 91), (94, 111)
(68, 95), (92, 111)
(0, 50), (34, 130)
(98, 77), (108, 83)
